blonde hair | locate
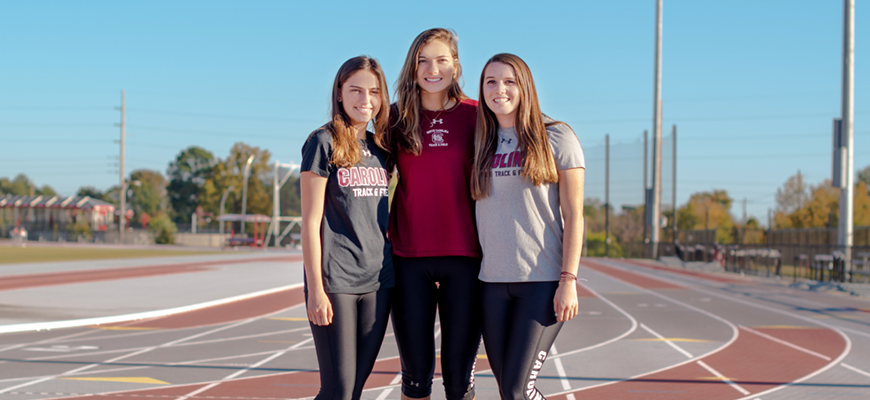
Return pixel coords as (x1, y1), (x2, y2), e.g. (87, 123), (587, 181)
(471, 53), (563, 200)
(392, 28), (466, 155)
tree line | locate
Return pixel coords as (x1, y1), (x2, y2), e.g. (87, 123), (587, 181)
(3, 155), (869, 249)
(1, 142), (302, 240)
(582, 165), (870, 257)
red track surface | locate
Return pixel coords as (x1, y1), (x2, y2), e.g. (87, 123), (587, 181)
(0, 256), (303, 292)
(581, 259), (685, 289)
(28, 257), (854, 400)
(619, 259), (749, 284)
(103, 286), (306, 329)
(550, 326), (843, 399)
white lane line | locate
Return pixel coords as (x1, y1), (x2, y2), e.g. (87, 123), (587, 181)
(547, 262), (740, 397)
(548, 281), (639, 360)
(24, 326), (309, 362)
(0, 309), (274, 394)
(373, 368), (404, 400)
(0, 283), (303, 334)
(0, 341), (320, 384)
(373, 323), (441, 399)
(840, 326), (870, 339)
(696, 360), (750, 395)
(174, 337), (314, 400)
(593, 259), (855, 400)
(842, 363), (870, 379)
(550, 345), (572, 391)
(739, 325), (831, 361)
(0, 329), (97, 355)
(374, 388), (394, 400)
(640, 323), (694, 359)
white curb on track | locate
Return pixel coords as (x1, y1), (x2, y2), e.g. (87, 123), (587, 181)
(0, 283), (303, 334)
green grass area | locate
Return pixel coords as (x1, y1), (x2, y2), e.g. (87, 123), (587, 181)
(0, 246), (215, 265)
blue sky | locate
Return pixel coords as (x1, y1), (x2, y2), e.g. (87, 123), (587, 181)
(1, 1), (867, 224)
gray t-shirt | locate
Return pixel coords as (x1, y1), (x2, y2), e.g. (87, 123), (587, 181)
(476, 123), (585, 283)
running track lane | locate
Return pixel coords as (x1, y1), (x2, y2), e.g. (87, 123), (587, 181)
(49, 272), (583, 399)
(100, 286), (306, 329)
(547, 259), (849, 399)
(0, 256), (304, 292)
(55, 355), (494, 400)
(618, 259), (749, 284)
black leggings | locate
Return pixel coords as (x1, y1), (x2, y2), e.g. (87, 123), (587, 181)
(481, 281), (564, 400)
(307, 288), (392, 400)
(390, 256), (482, 400)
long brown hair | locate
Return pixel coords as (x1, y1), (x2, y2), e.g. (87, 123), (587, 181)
(471, 53), (562, 200)
(315, 56), (391, 169)
(392, 28), (466, 155)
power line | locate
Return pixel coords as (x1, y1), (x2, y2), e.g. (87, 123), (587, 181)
(128, 124), (295, 140)
(0, 106), (110, 111)
(681, 152), (827, 160)
(128, 108), (317, 123)
(573, 110), (870, 124)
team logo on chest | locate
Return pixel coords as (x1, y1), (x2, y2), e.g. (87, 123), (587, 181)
(427, 127), (449, 147)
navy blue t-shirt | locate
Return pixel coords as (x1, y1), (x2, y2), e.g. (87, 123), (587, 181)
(301, 128), (394, 294)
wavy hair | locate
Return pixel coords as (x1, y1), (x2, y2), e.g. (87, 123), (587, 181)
(471, 53), (563, 200)
(391, 28), (466, 155)
(314, 56), (391, 169)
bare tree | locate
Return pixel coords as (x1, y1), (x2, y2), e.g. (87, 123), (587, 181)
(775, 170), (808, 214)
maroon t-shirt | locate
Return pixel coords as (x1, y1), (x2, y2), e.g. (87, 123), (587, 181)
(389, 98), (482, 258)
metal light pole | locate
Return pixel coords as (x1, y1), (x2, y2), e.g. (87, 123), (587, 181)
(219, 185), (235, 236)
(650, 0), (664, 259)
(838, 0), (855, 263)
(643, 129), (649, 253)
(240, 155), (255, 233)
(605, 134), (610, 257)
(672, 124), (677, 246)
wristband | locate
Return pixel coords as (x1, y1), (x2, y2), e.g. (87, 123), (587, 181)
(560, 271), (577, 281)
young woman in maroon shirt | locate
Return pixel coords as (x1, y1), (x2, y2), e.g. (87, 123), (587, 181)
(388, 28), (482, 400)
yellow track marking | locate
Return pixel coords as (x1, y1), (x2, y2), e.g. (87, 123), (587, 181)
(61, 377), (168, 384)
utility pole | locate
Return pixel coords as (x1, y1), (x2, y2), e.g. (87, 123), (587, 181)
(768, 208), (772, 230)
(742, 197), (747, 245)
(643, 130), (649, 250)
(671, 124), (677, 245)
(605, 134), (610, 257)
(650, 0), (664, 259)
(240, 155), (255, 234)
(118, 90), (126, 245)
(838, 0), (855, 262)
(219, 185), (235, 236)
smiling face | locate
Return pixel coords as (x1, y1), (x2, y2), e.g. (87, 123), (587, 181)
(415, 39), (456, 98)
(483, 61), (521, 128)
(340, 69), (381, 129)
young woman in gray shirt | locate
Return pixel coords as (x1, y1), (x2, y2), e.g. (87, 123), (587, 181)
(470, 53), (586, 400)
